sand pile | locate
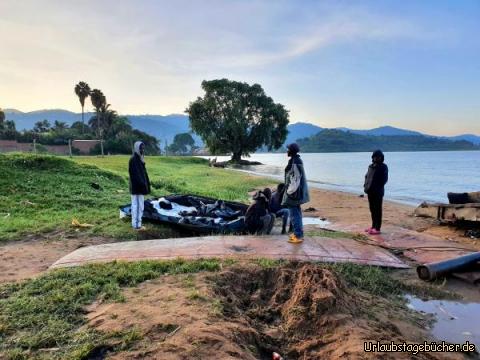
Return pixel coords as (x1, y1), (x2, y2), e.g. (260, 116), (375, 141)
(212, 264), (460, 359)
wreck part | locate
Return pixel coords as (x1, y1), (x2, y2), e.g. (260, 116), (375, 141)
(417, 252), (480, 281)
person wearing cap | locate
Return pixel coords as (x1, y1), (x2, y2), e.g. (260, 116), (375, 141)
(245, 191), (275, 235)
(281, 143), (309, 244)
(364, 149), (388, 235)
(129, 141), (151, 230)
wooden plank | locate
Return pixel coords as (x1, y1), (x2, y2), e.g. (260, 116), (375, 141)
(50, 235), (409, 269)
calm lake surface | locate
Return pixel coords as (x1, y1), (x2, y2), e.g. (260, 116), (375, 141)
(202, 151), (480, 206)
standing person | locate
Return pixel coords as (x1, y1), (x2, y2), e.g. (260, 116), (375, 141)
(268, 184), (291, 234)
(129, 141), (151, 230)
(364, 149), (388, 235)
(282, 143), (309, 244)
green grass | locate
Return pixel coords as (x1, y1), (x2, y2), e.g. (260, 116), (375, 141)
(305, 228), (368, 240)
(327, 262), (453, 300)
(0, 258), (221, 360)
(0, 154), (272, 241)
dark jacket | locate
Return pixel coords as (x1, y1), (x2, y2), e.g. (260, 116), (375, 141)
(364, 163), (388, 196)
(129, 153), (151, 195)
(281, 154), (310, 206)
(245, 200), (268, 233)
(269, 190), (284, 213)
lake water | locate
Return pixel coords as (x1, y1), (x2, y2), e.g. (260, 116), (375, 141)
(406, 295), (480, 350)
(202, 151), (480, 206)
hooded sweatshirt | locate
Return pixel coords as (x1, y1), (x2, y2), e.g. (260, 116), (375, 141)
(364, 150), (388, 196)
(134, 141), (145, 162)
(129, 141), (151, 195)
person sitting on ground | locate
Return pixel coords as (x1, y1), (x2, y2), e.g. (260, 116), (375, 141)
(245, 191), (275, 235)
(364, 149), (388, 235)
(129, 141), (151, 230)
(267, 184), (291, 235)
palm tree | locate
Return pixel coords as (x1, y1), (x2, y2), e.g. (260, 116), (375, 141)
(53, 120), (68, 132)
(90, 89), (106, 138)
(74, 82), (91, 133)
(0, 109), (5, 129)
(99, 104), (117, 137)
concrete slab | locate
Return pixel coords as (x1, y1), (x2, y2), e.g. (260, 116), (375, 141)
(329, 223), (477, 264)
(50, 235), (408, 269)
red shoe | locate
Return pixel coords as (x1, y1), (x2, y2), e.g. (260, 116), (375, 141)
(368, 229), (381, 235)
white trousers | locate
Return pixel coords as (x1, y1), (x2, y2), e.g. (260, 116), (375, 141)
(131, 195), (145, 229)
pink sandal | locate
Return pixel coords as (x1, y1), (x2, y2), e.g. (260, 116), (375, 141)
(364, 227), (373, 233)
(368, 229), (381, 235)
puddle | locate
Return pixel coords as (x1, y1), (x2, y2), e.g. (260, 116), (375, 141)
(302, 217), (330, 227)
(406, 295), (480, 350)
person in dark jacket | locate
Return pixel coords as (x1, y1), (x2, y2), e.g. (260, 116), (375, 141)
(129, 141), (151, 229)
(281, 143), (309, 244)
(268, 184), (290, 234)
(364, 149), (388, 234)
(245, 191), (275, 235)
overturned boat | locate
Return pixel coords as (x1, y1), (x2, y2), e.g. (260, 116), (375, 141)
(120, 194), (248, 234)
(415, 191), (480, 223)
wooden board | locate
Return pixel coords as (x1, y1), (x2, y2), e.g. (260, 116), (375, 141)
(50, 235), (409, 269)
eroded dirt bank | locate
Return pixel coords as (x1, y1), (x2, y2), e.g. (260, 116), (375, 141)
(87, 263), (464, 359)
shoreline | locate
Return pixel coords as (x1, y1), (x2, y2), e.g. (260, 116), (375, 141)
(228, 165), (417, 208)
(225, 165), (422, 207)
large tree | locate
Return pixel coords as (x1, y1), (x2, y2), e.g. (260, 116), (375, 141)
(0, 109), (5, 126)
(90, 89), (106, 138)
(168, 132), (195, 154)
(33, 119), (51, 133)
(74, 81), (91, 133)
(186, 79), (289, 161)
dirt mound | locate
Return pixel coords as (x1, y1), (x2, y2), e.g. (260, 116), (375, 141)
(86, 264), (463, 360)
(215, 264), (350, 331)
(212, 263), (459, 359)
(213, 264), (358, 358)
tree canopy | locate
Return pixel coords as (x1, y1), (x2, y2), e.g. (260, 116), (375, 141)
(186, 79), (289, 161)
(167, 133), (196, 155)
(74, 81), (91, 133)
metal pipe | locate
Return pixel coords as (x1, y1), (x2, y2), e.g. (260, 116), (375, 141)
(417, 252), (480, 281)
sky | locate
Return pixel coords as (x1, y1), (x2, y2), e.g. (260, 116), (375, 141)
(0, 0), (479, 135)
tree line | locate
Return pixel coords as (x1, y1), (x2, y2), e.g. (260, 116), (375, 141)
(296, 129), (480, 152)
(2, 78), (291, 160)
(0, 83), (160, 155)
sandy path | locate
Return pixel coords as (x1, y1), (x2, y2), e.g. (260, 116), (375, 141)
(0, 235), (115, 283)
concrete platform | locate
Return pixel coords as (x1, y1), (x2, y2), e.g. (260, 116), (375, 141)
(50, 235), (408, 269)
(330, 223), (478, 264)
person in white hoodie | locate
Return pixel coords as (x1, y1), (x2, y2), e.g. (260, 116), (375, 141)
(128, 141), (151, 230)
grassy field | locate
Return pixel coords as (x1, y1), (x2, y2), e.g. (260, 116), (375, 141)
(0, 154), (272, 242)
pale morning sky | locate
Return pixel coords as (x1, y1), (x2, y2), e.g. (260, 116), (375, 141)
(0, 0), (479, 135)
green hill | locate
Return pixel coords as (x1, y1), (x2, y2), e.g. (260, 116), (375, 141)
(297, 129), (480, 152)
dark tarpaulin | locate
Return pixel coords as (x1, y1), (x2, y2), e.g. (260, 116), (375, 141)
(120, 194), (248, 234)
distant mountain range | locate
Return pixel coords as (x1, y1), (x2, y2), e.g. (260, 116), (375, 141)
(3, 109), (480, 148)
